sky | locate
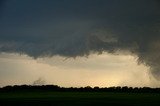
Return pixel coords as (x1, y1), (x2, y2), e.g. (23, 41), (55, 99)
(0, 0), (160, 87)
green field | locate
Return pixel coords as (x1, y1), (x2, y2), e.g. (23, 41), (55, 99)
(1, 91), (160, 106)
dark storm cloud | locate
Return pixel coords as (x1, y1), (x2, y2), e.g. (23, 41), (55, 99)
(0, 0), (160, 78)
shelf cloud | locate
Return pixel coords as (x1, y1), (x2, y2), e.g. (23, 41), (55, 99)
(0, 0), (160, 79)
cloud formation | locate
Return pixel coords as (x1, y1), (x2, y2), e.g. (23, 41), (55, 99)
(0, 0), (160, 79)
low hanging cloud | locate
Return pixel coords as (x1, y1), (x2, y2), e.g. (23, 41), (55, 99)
(0, 0), (160, 79)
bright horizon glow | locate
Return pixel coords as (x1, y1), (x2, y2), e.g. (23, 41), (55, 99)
(0, 52), (159, 88)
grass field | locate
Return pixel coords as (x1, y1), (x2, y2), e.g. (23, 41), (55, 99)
(1, 91), (160, 106)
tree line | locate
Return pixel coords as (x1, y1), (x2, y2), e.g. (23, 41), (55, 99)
(1, 85), (160, 93)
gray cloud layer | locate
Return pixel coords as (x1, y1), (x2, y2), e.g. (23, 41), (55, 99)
(0, 0), (160, 79)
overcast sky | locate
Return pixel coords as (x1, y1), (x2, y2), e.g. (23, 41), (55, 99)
(0, 0), (160, 87)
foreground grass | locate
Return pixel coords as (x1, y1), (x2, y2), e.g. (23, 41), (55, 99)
(0, 91), (160, 106)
